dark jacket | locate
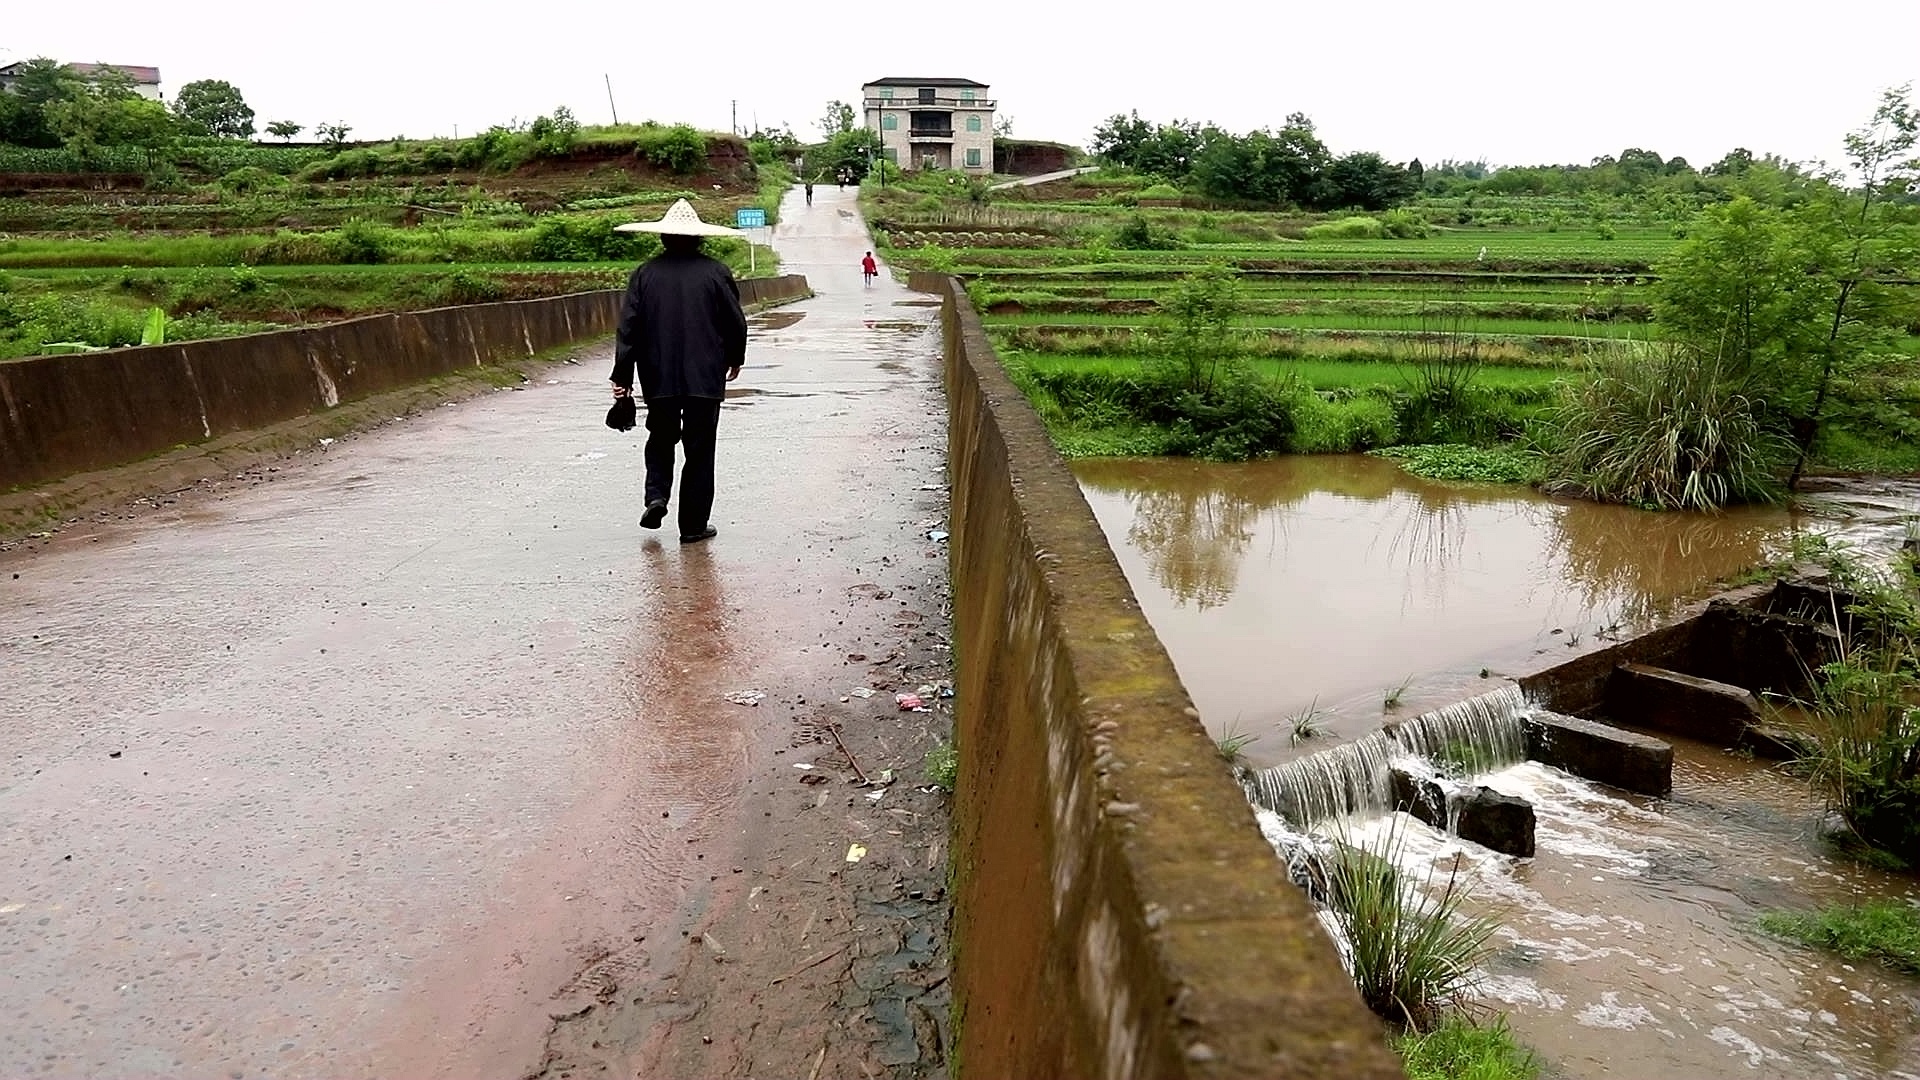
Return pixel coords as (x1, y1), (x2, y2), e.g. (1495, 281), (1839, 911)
(610, 252), (748, 400)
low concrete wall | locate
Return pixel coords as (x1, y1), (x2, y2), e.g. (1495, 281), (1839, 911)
(0, 275), (809, 491)
(939, 275), (1399, 1080)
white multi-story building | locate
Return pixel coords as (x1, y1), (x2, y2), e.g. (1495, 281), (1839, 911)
(862, 77), (994, 174)
(0, 62), (164, 102)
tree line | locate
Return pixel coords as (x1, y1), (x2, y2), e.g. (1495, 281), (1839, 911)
(1092, 111), (1419, 211)
(0, 58), (347, 165)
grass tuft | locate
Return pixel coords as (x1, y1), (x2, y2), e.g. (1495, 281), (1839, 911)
(1393, 1014), (1540, 1080)
(1757, 901), (1920, 975)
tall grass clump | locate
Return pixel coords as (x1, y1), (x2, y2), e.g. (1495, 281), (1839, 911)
(1788, 557), (1920, 864)
(1324, 827), (1497, 1029)
(1543, 343), (1791, 510)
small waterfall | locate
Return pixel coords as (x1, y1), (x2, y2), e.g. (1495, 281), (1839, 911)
(1389, 685), (1529, 778)
(1243, 733), (1395, 824)
(1243, 685), (1531, 828)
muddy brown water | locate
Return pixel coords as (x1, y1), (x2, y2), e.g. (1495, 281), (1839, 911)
(1077, 454), (1920, 1078)
(1074, 454), (1811, 763)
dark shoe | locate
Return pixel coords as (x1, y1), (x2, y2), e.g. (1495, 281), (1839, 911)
(640, 500), (668, 529)
(679, 527), (718, 544)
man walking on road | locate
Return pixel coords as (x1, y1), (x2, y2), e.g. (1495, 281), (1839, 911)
(609, 199), (748, 544)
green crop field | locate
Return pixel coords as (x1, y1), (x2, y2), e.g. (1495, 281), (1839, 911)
(862, 162), (1920, 475)
(0, 122), (794, 359)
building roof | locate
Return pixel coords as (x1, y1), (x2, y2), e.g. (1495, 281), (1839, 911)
(0, 61), (161, 84)
(864, 77), (989, 89)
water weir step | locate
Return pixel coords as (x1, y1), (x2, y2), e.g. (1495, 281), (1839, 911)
(1522, 710), (1673, 797)
(1605, 662), (1762, 745)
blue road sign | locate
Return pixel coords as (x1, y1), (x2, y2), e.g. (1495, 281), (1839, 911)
(735, 208), (767, 229)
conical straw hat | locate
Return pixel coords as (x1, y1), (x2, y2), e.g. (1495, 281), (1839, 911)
(614, 198), (745, 237)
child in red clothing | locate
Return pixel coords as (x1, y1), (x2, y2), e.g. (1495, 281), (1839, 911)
(861, 251), (877, 287)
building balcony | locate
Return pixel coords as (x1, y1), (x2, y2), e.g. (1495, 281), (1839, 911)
(907, 127), (955, 141)
(865, 96), (995, 111)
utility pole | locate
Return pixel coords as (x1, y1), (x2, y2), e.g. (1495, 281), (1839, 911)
(605, 75), (619, 126)
(731, 100), (738, 135)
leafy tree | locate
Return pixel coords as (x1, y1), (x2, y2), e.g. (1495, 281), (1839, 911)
(172, 79), (255, 138)
(266, 120), (303, 142)
(1706, 148), (1755, 177)
(0, 57), (84, 147)
(1091, 112), (1201, 179)
(817, 99), (855, 138)
(1158, 262), (1243, 395)
(1655, 86), (1920, 490)
(527, 106), (579, 155)
(1790, 83), (1920, 482)
(43, 76), (175, 167)
(806, 127), (882, 181)
(1320, 151), (1417, 211)
(317, 122), (353, 147)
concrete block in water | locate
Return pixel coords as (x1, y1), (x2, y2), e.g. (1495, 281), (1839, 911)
(1606, 663), (1760, 745)
(1524, 710), (1673, 796)
(1457, 787), (1535, 858)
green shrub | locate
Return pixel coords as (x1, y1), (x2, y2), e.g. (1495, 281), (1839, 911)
(1111, 215), (1181, 250)
(1304, 216), (1385, 240)
(1139, 182), (1182, 200)
(1380, 207), (1430, 239)
(297, 148), (387, 181)
(635, 124), (708, 174)
(337, 218), (395, 265)
(527, 216), (662, 262)
(218, 166), (288, 196)
(427, 270), (506, 306)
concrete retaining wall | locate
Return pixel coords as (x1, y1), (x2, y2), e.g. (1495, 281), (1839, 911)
(0, 275), (809, 491)
(938, 274), (1399, 1080)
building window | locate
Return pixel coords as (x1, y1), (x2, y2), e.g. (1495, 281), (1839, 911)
(966, 115), (982, 133)
(881, 114), (897, 130)
(966, 148), (982, 168)
(879, 87), (893, 100)
(918, 87), (935, 104)
(884, 148), (898, 163)
(961, 89), (976, 101)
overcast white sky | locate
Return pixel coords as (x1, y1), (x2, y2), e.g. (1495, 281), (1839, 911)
(6, 1), (1917, 171)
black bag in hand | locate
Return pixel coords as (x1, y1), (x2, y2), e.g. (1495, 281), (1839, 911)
(606, 394), (637, 432)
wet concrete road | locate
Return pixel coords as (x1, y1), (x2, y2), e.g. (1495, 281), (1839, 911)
(0, 184), (948, 1078)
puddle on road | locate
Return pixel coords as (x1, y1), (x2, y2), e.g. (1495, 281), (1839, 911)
(1074, 454), (1810, 757)
(750, 311), (806, 331)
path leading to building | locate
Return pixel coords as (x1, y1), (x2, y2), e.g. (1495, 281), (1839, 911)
(0, 182), (952, 1080)
(986, 165), (1099, 190)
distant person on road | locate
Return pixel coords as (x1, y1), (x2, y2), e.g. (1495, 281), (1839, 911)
(861, 251), (878, 287)
(804, 179), (813, 206)
(609, 199), (749, 545)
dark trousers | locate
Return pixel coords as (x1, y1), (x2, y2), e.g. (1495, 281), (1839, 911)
(643, 396), (722, 534)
